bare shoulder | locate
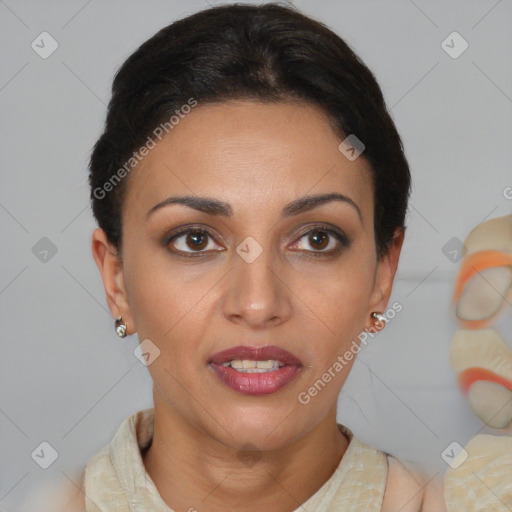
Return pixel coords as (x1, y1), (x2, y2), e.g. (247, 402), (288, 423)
(381, 455), (447, 512)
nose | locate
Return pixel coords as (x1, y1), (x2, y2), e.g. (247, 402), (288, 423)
(222, 242), (292, 329)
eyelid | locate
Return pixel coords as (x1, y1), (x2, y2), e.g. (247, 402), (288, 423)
(293, 223), (349, 242)
(163, 226), (223, 258)
(289, 223), (351, 253)
(163, 223), (224, 244)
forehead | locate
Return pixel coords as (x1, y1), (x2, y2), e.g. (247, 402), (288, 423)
(124, 100), (373, 223)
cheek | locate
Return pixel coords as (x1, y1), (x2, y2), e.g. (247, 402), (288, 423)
(123, 250), (212, 361)
(297, 264), (371, 406)
(303, 258), (374, 351)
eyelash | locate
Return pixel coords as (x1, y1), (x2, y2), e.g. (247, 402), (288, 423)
(164, 224), (350, 259)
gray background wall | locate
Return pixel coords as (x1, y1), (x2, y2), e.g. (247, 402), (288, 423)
(1, 0), (511, 510)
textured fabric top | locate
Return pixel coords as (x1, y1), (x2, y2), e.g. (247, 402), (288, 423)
(83, 407), (404, 512)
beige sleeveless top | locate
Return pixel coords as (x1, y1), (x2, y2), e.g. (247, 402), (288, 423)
(82, 408), (395, 511)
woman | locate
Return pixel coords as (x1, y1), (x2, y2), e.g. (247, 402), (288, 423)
(65, 3), (446, 510)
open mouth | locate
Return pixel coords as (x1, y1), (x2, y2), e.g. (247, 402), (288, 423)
(221, 359), (285, 373)
(208, 345), (303, 395)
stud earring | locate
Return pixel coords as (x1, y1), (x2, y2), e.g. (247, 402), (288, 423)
(371, 312), (386, 324)
(370, 312), (386, 330)
(115, 316), (127, 338)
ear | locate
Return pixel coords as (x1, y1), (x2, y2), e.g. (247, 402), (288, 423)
(91, 227), (135, 335)
(366, 228), (405, 328)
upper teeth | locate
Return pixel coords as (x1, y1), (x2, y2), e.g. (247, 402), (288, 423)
(222, 359), (284, 372)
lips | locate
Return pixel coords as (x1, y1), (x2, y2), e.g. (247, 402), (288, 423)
(208, 345), (303, 396)
(209, 345), (302, 366)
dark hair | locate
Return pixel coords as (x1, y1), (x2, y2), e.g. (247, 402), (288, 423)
(88, 2), (411, 261)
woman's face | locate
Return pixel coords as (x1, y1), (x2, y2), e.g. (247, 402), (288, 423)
(93, 99), (403, 450)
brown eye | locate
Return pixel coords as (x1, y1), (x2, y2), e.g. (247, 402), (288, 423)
(167, 228), (222, 256)
(291, 225), (350, 256)
(308, 230), (329, 251)
(185, 230), (208, 250)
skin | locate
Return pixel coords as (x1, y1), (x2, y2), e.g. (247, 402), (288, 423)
(91, 99), (404, 511)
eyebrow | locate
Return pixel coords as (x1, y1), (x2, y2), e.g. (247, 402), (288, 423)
(146, 192), (362, 223)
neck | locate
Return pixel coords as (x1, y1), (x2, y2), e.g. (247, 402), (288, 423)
(143, 389), (350, 512)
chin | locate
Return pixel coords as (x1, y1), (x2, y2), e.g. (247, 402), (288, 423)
(203, 400), (312, 451)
